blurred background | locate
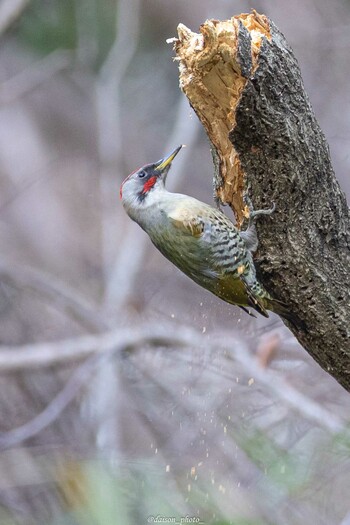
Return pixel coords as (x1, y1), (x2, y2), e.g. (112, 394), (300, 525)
(0, 1), (350, 524)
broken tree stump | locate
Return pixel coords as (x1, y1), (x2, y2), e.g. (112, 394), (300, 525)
(172, 11), (350, 391)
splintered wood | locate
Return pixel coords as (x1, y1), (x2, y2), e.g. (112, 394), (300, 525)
(172, 12), (270, 223)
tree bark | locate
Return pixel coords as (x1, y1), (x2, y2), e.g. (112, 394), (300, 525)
(173, 11), (350, 391)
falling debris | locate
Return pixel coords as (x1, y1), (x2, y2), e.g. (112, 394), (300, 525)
(257, 333), (281, 367)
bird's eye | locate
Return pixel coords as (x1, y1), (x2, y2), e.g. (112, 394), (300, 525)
(138, 171), (146, 178)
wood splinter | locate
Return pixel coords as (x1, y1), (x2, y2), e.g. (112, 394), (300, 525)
(173, 11), (270, 224)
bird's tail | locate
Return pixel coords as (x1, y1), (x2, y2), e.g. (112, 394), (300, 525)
(268, 298), (306, 331)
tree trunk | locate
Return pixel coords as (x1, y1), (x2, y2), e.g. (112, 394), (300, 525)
(173, 11), (350, 391)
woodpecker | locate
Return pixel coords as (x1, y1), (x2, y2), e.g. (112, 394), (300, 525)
(120, 145), (299, 325)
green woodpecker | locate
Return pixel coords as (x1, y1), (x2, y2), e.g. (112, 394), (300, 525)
(120, 145), (298, 325)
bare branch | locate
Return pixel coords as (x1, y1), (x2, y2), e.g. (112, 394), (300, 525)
(0, 260), (107, 332)
(93, 0), (144, 455)
(0, 324), (344, 435)
(0, 326), (185, 370)
(96, 0), (142, 164)
(0, 353), (100, 450)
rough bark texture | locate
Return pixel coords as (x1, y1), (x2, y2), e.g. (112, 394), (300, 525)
(173, 12), (350, 391)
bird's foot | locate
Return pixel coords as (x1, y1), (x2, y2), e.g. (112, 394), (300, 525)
(244, 195), (275, 227)
(240, 196), (275, 253)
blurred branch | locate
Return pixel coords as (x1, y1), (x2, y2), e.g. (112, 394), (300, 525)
(0, 326), (187, 370)
(96, 0), (142, 320)
(0, 260), (107, 332)
(94, 0), (143, 454)
(94, 0), (200, 316)
(74, 0), (98, 67)
(0, 0), (30, 35)
(0, 50), (73, 105)
(0, 324), (345, 434)
(0, 352), (101, 450)
(104, 95), (201, 313)
(97, 0), (141, 165)
(231, 346), (344, 433)
(0, 328), (188, 450)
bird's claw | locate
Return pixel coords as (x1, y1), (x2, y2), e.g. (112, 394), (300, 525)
(244, 195), (276, 226)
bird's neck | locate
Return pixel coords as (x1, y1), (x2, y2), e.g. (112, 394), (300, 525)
(124, 186), (170, 227)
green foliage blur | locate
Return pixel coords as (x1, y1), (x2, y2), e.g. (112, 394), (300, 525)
(17, 0), (117, 69)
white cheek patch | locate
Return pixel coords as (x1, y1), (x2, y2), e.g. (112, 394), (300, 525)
(120, 166), (144, 199)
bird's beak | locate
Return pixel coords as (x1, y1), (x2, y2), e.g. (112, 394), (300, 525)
(156, 145), (183, 173)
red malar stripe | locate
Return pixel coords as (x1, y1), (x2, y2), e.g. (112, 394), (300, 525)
(142, 176), (157, 194)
